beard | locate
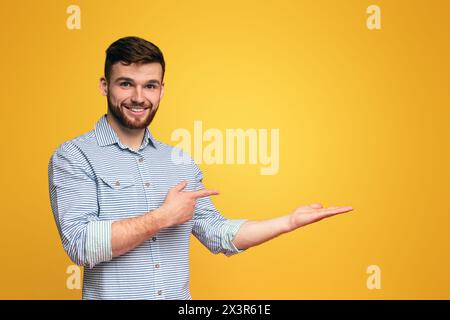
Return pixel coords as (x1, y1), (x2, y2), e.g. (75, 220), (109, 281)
(107, 94), (158, 130)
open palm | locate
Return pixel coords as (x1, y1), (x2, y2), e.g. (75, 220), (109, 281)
(289, 203), (353, 230)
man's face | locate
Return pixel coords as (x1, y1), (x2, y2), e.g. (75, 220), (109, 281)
(101, 62), (164, 129)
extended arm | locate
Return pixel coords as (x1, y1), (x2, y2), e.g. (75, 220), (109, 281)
(232, 203), (353, 250)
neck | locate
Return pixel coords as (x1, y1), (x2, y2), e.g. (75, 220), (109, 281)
(106, 112), (145, 151)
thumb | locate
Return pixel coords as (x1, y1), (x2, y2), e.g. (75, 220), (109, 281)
(172, 180), (188, 192)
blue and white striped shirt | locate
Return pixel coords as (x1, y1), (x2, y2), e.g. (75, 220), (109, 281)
(48, 115), (247, 300)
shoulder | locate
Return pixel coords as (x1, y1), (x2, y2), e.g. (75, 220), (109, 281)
(50, 130), (96, 164)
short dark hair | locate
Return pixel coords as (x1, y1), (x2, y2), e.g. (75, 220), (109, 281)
(104, 36), (165, 81)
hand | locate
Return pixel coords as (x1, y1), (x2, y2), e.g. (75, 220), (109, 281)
(288, 203), (353, 230)
(155, 180), (219, 228)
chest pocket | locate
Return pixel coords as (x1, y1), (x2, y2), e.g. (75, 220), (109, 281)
(97, 175), (139, 219)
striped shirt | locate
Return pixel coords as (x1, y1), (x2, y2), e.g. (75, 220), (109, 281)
(48, 115), (247, 300)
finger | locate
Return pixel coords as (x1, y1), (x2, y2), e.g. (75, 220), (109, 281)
(323, 206), (353, 211)
(317, 206), (353, 217)
(172, 180), (188, 192)
(190, 189), (220, 199)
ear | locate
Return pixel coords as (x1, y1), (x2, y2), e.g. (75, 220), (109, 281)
(99, 77), (108, 96)
(160, 82), (165, 100)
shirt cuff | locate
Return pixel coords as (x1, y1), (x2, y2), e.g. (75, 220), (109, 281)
(220, 219), (248, 256)
(85, 220), (114, 269)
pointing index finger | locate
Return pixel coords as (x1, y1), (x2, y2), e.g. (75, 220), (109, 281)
(189, 189), (220, 199)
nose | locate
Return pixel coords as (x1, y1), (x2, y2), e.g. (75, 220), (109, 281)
(131, 86), (145, 104)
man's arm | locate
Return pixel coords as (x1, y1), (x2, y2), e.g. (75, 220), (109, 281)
(232, 203), (353, 250)
(111, 212), (162, 258)
(112, 181), (218, 257)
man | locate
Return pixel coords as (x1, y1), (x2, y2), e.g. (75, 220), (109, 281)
(48, 36), (353, 300)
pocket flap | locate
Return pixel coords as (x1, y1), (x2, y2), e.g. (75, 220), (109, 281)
(98, 175), (135, 189)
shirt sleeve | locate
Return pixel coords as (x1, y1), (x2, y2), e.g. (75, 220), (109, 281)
(190, 161), (248, 256)
(48, 143), (113, 268)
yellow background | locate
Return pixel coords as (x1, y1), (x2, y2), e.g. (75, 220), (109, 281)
(1, 0), (449, 299)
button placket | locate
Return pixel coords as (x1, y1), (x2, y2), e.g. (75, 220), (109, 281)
(135, 152), (164, 299)
(136, 154), (151, 203)
(154, 260), (164, 298)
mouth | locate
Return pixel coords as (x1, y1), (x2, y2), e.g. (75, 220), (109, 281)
(123, 106), (150, 116)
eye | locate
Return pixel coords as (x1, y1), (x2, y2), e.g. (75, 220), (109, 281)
(146, 84), (157, 89)
(120, 82), (132, 87)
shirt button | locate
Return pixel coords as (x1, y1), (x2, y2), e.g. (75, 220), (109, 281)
(115, 181), (120, 187)
(155, 263), (160, 269)
(145, 182), (151, 187)
(157, 290), (163, 296)
(152, 237), (157, 242)
(138, 157), (144, 163)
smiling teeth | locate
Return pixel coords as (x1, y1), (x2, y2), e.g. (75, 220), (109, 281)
(131, 108), (144, 112)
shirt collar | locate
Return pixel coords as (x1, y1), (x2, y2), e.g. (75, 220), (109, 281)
(94, 114), (157, 150)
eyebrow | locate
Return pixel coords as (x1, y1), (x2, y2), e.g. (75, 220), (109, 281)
(114, 77), (161, 85)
